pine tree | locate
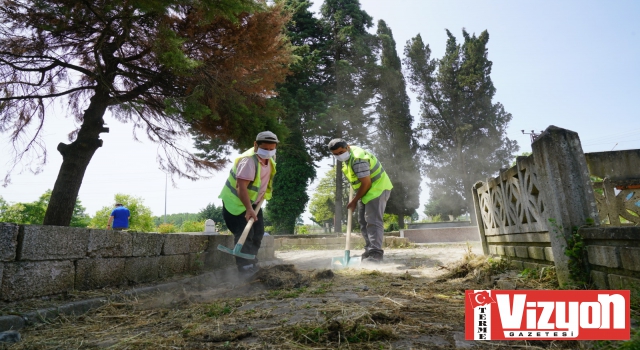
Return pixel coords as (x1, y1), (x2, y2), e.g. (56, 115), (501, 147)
(372, 20), (421, 228)
(0, 1), (293, 225)
(320, 0), (376, 232)
(404, 30), (519, 222)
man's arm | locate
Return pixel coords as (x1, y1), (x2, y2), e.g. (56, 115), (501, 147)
(107, 216), (114, 229)
(237, 179), (259, 222)
(347, 176), (371, 211)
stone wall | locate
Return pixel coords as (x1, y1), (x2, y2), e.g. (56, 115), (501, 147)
(0, 224), (274, 301)
(580, 226), (640, 290)
(273, 236), (409, 250)
(472, 125), (640, 287)
(406, 221), (472, 229)
(472, 151), (555, 274)
(399, 227), (479, 243)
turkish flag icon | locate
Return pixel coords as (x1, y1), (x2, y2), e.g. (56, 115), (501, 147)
(468, 291), (496, 308)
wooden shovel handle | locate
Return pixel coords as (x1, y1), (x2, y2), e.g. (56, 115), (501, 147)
(345, 187), (354, 250)
(237, 198), (264, 246)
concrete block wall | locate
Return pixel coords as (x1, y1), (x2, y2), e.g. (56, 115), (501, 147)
(485, 232), (555, 271)
(0, 223), (275, 301)
(399, 226), (479, 243)
(580, 226), (640, 290)
(273, 235), (409, 250)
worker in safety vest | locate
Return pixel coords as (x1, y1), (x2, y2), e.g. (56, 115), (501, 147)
(219, 131), (278, 274)
(328, 138), (393, 262)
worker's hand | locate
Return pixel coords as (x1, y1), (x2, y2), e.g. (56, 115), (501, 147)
(347, 199), (358, 212)
(245, 208), (259, 222)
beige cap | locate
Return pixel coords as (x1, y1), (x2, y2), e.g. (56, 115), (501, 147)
(256, 131), (279, 143)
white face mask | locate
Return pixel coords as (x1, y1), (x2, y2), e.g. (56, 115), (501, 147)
(256, 148), (276, 159)
(333, 151), (350, 162)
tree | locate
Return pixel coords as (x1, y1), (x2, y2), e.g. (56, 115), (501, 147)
(266, 0), (327, 235)
(371, 20), (421, 229)
(308, 167), (349, 229)
(90, 194), (154, 232)
(1, 0), (293, 226)
(404, 30), (519, 223)
(0, 190), (90, 226)
(320, 0), (377, 232)
(423, 189), (466, 221)
(153, 212), (200, 228)
(197, 203), (227, 231)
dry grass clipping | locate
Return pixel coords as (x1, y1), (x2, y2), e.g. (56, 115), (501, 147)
(251, 264), (310, 289)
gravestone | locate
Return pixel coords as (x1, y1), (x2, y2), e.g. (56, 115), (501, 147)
(204, 219), (217, 235)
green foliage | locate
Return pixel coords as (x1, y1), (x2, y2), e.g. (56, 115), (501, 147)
(90, 194), (155, 232)
(267, 130), (316, 234)
(511, 151), (532, 167)
(564, 227), (590, 287)
(181, 220), (205, 232)
(320, 0), (378, 226)
(0, 191), (90, 227)
(404, 30), (519, 218)
(308, 168), (350, 228)
(383, 213), (399, 232)
(205, 300), (241, 318)
(153, 212), (201, 228)
(372, 20), (421, 229)
(267, 0), (331, 235)
(423, 192), (465, 219)
(157, 223), (177, 234)
(197, 203), (227, 231)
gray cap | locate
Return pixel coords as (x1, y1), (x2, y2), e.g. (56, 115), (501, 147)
(256, 131), (279, 143)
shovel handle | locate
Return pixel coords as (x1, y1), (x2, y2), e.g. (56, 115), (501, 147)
(345, 187), (354, 250)
(237, 198), (264, 246)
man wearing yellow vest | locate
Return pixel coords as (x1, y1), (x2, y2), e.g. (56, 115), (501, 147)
(219, 131), (278, 274)
(328, 138), (393, 262)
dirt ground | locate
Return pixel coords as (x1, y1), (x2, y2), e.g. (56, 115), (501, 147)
(0, 243), (603, 349)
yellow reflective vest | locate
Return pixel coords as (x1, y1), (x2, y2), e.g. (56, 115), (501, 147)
(218, 148), (276, 215)
(342, 146), (393, 204)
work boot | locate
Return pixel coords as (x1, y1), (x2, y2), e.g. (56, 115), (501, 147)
(361, 250), (371, 259)
(363, 252), (383, 263)
(237, 264), (259, 277)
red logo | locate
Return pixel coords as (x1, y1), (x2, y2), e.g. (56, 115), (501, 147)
(465, 290), (630, 341)
(468, 291), (497, 308)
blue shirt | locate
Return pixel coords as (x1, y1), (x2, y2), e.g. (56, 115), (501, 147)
(110, 207), (130, 228)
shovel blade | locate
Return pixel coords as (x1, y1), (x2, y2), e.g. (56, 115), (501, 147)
(331, 251), (361, 269)
(216, 243), (256, 260)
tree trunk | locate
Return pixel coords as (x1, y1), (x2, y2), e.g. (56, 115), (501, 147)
(398, 213), (405, 230)
(43, 94), (110, 226)
(334, 160), (343, 233)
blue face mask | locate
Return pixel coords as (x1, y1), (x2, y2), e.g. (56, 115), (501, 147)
(333, 151), (350, 162)
(256, 148), (276, 159)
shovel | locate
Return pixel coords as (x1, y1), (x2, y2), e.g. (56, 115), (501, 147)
(331, 188), (361, 269)
(217, 198), (264, 260)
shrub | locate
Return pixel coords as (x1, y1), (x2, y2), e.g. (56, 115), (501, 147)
(157, 223), (177, 233)
(181, 220), (205, 232)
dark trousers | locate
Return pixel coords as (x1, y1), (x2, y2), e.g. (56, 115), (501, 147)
(222, 202), (264, 269)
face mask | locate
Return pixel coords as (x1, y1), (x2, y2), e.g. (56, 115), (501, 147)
(334, 151), (350, 162)
(256, 148), (276, 159)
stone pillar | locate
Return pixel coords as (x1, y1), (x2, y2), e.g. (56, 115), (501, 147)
(471, 182), (489, 255)
(204, 219), (218, 235)
(531, 125), (600, 286)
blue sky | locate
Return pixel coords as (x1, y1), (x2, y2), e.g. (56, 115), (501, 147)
(1, 0), (639, 221)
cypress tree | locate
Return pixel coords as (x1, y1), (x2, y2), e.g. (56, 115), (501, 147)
(372, 20), (421, 228)
(266, 0), (328, 234)
(320, 0), (376, 232)
(404, 30), (519, 222)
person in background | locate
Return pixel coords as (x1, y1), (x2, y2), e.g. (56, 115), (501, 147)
(107, 203), (130, 231)
(328, 138), (393, 262)
(218, 131), (278, 275)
